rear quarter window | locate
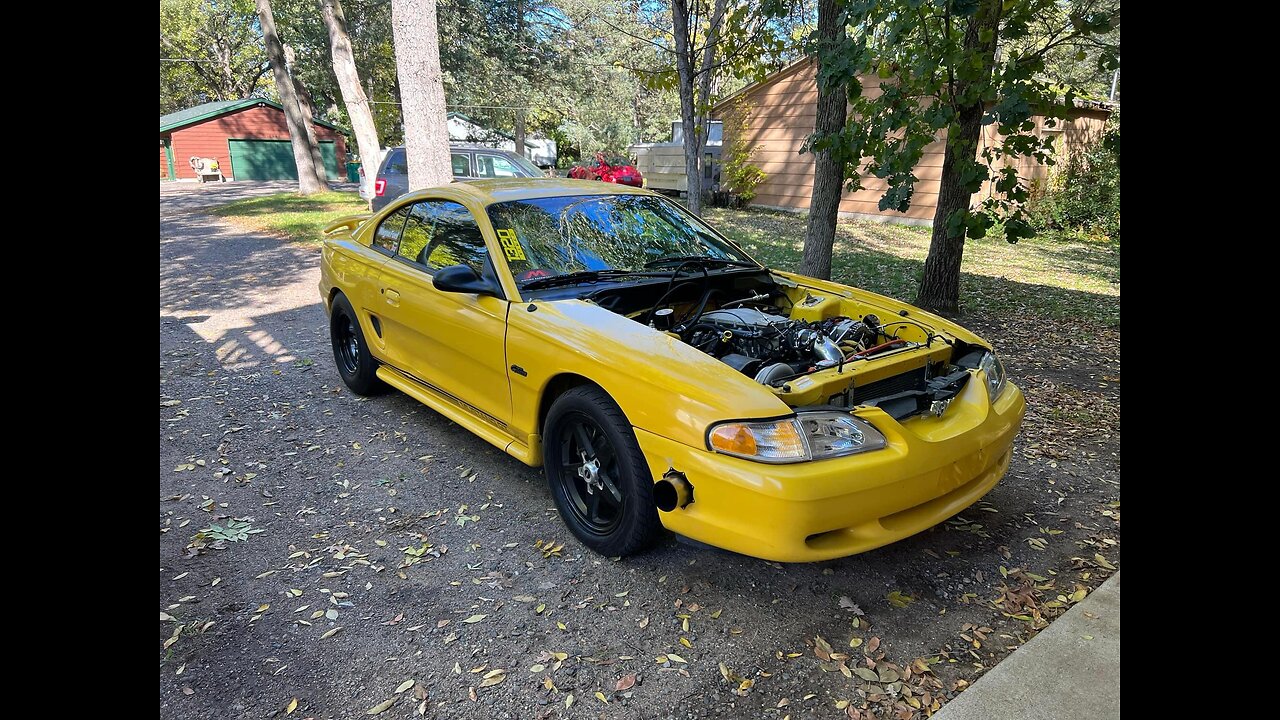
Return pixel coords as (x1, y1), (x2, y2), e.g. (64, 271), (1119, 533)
(372, 206), (411, 254)
(383, 149), (408, 175)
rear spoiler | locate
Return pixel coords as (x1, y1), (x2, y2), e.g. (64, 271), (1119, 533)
(322, 214), (372, 236)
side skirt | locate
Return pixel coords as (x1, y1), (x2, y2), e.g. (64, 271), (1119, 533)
(375, 365), (540, 466)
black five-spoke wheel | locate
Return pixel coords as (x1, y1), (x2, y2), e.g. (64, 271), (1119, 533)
(335, 312), (361, 375)
(559, 414), (625, 535)
(545, 386), (661, 556)
(329, 293), (386, 396)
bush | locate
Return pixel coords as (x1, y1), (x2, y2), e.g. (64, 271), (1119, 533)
(1028, 121), (1120, 240)
(721, 98), (766, 205)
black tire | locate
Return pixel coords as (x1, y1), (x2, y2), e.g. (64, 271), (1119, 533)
(329, 293), (386, 395)
(544, 386), (661, 557)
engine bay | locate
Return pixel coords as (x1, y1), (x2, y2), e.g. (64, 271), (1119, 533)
(585, 267), (989, 420)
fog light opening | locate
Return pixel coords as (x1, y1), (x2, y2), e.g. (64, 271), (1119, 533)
(654, 471), (693, 512)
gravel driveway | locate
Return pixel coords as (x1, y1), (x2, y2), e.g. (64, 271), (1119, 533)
(160, 182), (1120, 720)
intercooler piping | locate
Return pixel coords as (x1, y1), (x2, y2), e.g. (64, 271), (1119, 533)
(654, 471), (694, 512)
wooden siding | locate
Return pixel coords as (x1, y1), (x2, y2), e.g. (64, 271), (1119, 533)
(717, 59), (1110, 224)
(168, 104), (347, 180)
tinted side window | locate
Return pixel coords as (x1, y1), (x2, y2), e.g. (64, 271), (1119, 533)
(396, 204), (435, 266)
(373, 206), (411, 253)
(476, 155), (522, 178)
(451, 153), (472, 176)
(419, 201), (489, 273)
(383, 148), (408, 174)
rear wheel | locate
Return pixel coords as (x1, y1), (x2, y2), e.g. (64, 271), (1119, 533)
(544, 386), (660, 556)
(329, 293), (385, 395)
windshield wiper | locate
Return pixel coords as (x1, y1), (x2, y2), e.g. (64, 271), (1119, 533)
(643, 255), (761, 270)
(520, 269), (662, 291)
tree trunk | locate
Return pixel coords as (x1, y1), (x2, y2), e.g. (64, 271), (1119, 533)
(513, 1), (527, 159)
(670, 0), (701, 214)
(256, 0), (328, 194)
(514, 109), (526, 159)
(799, 0), (847, 280)
(390, 0), (453, 189)
(917, 0), (1002, 313)
(291, 69), (330, 181)
(319, 0), (382, 197)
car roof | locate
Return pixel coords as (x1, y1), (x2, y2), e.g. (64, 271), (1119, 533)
(401, 178), (654, 205)
(386, 144), (520, 154)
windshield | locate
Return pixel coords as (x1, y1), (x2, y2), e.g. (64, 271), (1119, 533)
(485, 194), (756, 283)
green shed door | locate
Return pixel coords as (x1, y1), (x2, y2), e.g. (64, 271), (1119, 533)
(228, 139), (340, 181)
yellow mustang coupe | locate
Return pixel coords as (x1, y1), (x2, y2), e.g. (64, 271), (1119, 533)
(319, 179), (1024, 562)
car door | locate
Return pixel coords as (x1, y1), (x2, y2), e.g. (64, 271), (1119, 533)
(474, 153), (525, 178)
(373, 198), (512, 428)
(354, 204), (412, 359)
(450, 151), (475, 180)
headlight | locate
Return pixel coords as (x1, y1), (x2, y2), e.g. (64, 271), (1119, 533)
(979, 351), (1007, 401)
(707, 418), (807, 463)
(707, 412), (886, 463)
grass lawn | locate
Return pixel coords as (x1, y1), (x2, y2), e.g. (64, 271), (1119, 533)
(210, 190), (1119, 326)
(704, 207), (1119, 327)
(209, 191), (368, 242)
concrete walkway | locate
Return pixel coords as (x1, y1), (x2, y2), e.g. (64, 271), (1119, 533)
(935, 573), (1120, 720)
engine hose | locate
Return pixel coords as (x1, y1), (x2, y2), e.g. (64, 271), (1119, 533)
(845, 338), (908, 360)
(674, 287), (723, 331)
(644, 280), (700, 326)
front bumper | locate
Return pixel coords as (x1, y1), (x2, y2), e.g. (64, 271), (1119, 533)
(635, 379), (1026, 562)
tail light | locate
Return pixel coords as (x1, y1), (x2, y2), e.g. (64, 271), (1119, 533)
(374, 178), (387, 196)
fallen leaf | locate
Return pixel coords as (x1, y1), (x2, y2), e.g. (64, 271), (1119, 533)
(565, 694), (575, 709)
(395, 680), (415, 694)
(366, 698), (396, 715)
(595, 691), (608, 704)
(616, 673), (636, 691)
(814, 635), (834, 661)
(853, 667), (879, 682)
(320, 627), (343, 640)
(479, 670), (506, 688)
(285, 698), (298, 714)
(462, 614), (487, 624)
(839, 596), (864, 614)
(667, 653), (687, 664)
(887, 590), (914, 608)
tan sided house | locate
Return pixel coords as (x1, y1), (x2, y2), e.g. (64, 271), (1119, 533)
(712, 59), (1111, 225)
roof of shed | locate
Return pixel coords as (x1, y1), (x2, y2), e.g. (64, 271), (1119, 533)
(160, 98), (343, 134)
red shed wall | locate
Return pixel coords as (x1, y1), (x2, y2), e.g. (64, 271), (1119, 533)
(169, 104), (347, 180)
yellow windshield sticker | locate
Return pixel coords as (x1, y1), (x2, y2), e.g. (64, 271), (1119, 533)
(496, 228), (526, 261)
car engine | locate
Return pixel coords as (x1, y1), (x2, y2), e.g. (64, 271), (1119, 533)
(682, 306), (885, 386)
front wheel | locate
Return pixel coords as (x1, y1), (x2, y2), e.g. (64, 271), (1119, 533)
(544, 386), (661, 557)
(329, 293), (385, 395)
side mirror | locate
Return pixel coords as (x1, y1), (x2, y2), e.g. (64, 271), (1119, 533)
(433, 264), (500, 297)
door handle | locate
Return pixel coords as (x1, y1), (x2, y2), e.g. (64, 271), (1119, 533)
(383, 288), (400, 306)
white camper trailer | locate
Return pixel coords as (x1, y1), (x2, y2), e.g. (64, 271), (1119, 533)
(629, 121), (722, 194)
